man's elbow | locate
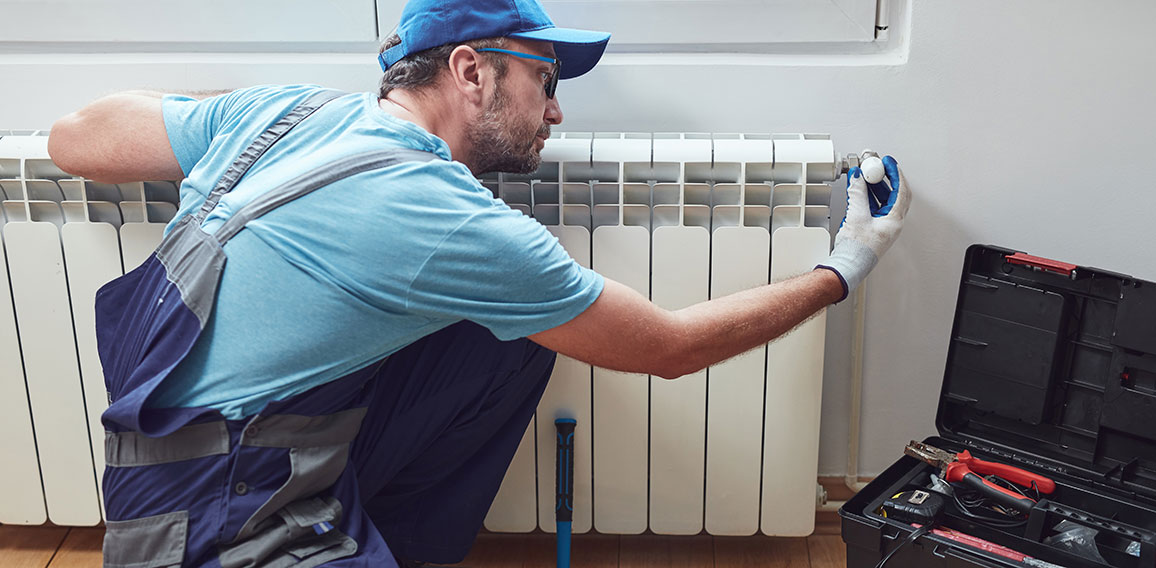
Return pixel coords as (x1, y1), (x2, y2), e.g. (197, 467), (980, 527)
(47, 112), (88, 177)
(626, 312), (702, 380)
(649, 337), (705, 380)
(655, 361), (706, 380)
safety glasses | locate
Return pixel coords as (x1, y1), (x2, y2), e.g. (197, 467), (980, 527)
(476, 48), (560, 99)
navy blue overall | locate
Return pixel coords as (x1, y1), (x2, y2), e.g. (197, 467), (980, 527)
(96, 91), (557, 567)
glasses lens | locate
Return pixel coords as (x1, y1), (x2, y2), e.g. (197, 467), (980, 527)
(546, 62), (560, 99)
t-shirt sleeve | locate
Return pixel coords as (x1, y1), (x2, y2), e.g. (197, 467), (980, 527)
(161, 86), (296, 176)
(404, 198), (604, 341)
(161, 92), (237, 176)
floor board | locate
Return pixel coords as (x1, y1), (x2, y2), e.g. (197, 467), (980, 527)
(519, 533), (560, 568)
(805, 535), (846, 568)
(0, 524), (69, 568)
(569, 534), (620, 568)
(46, 528), (103, 568)
(455, 532), (533, 567)
(620, 534), (714, 568)
(714, 536), (810, 568)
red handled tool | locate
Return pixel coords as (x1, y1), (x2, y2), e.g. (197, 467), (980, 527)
(905, 441), (1055, 513)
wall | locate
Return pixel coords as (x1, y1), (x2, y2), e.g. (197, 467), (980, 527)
(2, 1), (1154, 476)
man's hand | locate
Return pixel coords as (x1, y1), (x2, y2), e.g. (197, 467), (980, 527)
(817, 152), (911, 301)
(47, 91), (186, 184)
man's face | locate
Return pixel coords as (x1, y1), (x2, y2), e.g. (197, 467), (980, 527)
(466, 40), (563, 175)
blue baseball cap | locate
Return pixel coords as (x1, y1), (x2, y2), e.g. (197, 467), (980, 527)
(379, 0), (611, 80)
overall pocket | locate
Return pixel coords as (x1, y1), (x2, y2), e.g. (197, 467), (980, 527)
(103, 510), (189, 568)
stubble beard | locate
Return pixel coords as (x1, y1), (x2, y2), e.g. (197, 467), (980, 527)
(466, 82), (549, 175)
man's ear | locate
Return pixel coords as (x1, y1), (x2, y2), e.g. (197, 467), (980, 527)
(446, 45), (490, 107)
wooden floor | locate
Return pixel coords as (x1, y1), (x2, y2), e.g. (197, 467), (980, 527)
(0, 524), (103, 568)
(460, 532), (846, 567)
(0, 515), (846, 567)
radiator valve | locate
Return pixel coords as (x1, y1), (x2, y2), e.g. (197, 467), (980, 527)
(840, 153), (861, 176)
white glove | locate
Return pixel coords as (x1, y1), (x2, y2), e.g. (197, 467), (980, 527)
(816, 153), (911, 301)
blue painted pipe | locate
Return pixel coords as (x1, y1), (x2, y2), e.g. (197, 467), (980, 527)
(555, 418), (576, 568)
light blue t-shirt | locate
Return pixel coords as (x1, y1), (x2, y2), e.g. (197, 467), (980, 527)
(149, 85), (603, 419)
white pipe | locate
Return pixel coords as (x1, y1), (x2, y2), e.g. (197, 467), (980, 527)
(816, 268), (871, 517)
(844, 282), (870, 493)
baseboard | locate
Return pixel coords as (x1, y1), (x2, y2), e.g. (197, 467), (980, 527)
(478, 476), (874, 538)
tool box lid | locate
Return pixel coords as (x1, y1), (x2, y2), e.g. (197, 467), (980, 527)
(936, 244), (1156, 501)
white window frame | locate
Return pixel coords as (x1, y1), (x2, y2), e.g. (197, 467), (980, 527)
(538, 0), (881, 48)
(2, 0), (895, 56)
(377, 0), (890, 53)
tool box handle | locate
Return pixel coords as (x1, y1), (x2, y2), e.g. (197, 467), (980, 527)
(1005, 252), (1077, 277)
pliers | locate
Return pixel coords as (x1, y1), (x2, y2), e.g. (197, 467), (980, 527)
(904, 441), (1055, 513)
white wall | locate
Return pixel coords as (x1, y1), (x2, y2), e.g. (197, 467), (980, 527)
(3, 1), (1154, 476)
(562, 0), (1156, 475)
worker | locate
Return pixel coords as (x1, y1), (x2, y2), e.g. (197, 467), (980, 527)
(46, 0), (910, 565)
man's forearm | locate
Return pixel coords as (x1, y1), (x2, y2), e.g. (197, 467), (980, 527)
(531, 268), (844, 379)
(662, 268), (844, 377)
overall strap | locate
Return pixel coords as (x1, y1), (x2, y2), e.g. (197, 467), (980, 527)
(213, 148), (439, 244)
(193, 89), (346, 224)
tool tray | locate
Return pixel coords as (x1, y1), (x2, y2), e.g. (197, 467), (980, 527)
(840, 244), (1156, 568)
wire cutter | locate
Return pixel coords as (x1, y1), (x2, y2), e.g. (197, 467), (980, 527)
(905, 441), (1056, 513)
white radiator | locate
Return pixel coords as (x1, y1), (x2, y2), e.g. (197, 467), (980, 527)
(0, 131), (841, 537)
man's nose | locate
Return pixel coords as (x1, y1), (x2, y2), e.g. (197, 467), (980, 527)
(545, 95), (563, 125)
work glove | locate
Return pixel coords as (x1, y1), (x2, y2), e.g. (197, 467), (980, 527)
(816, 152), (911, 302)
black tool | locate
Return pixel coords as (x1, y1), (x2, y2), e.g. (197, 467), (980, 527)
(882, 489), (946, 525)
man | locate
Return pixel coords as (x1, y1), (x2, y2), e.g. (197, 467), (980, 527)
(47, 0), (909, 565)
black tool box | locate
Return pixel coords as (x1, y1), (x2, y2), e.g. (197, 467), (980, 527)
(840, 244), (1156, 568)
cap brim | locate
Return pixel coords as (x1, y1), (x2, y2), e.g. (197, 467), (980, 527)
(508, 27), (610, 80)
